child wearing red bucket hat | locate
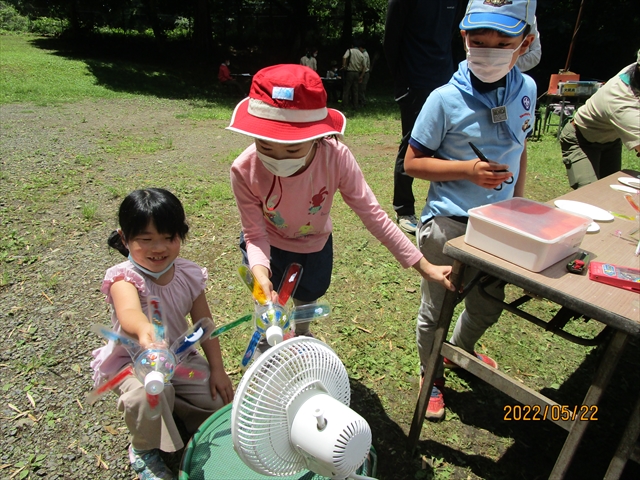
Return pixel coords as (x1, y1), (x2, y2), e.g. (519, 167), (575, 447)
(228, 64), (454, 339)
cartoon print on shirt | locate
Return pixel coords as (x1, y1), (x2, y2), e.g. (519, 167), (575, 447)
(522, 119), (530, 131)
(264, 210), (287, 229)
(295, 222), (315, 238)
(309, 186), (329, 214)
(265, 193), (279, 211)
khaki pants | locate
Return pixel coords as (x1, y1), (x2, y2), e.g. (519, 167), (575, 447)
(116, 354), (224, 452)
(559, 121), (622, 189)
(416, 217), (505, 376)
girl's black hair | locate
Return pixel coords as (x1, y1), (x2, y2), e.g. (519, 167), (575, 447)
(107, 188), (189, 257)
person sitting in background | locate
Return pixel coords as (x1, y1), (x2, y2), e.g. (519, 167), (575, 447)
(559, 49), (640, 189)
(218, 58), (246, 97)
(325, 60), (342, 103)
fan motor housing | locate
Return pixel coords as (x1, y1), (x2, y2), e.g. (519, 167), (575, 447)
(291, 393), (371, 478)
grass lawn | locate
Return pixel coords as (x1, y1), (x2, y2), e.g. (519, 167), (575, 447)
(1, 33), (639, 480)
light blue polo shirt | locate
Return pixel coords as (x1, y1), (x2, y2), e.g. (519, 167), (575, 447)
(410, 61), (537, 222)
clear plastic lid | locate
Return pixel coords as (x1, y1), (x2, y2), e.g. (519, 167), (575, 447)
(468, 198), (592, 242)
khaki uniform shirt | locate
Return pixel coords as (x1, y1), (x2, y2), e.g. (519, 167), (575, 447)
(343, 48), (365, 73)
(574, 64), (640, 150)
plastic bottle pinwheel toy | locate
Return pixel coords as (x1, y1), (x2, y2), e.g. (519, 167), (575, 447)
(238, 263), (330, 367)
(87, 296), (215, 419)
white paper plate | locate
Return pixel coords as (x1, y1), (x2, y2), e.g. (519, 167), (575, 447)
(587, 222), (600, 233)
(610, 184), (638, 194)
(554, 200), (614, 222)
(618, 177), (640, 189)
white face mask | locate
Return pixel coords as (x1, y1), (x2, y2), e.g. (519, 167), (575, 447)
(466, 38), (525, 83)
(256, 142), (316, 177)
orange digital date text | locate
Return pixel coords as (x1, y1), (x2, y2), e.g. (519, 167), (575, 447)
(503, 404), (598, 421)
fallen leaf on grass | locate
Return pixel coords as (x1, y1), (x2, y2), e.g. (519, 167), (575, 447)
(389, 340), (393, 351)
(8, 404), (21, 413)
(356, 326), (371, 334)
(405, 287), (417, 293)
(104, 425), (119, 435)
(96, 454), (109, 470)
(26, 392), (36, 408)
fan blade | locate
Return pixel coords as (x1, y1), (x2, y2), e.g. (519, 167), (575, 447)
(238, 265), (269, 305)
(148, 296), (166, 343)
(241, 330), (261, 367)
(91, 324), (142, 359)
(171, 317), (215, 362)
(289, 303), (330, 323)
(173, 362), (210, 382)
(210, 314), (253, 339)
(86, 365), (134, 405)
(276, 263), (303, 306)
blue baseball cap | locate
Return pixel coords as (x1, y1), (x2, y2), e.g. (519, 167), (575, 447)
(460, 0), (536, 37)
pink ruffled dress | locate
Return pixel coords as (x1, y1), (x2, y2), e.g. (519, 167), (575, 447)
(90, 258), (208, 387)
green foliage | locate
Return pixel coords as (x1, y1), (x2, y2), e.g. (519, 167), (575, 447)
(0, 1), (27, 31)
(0, 1), (67, 35)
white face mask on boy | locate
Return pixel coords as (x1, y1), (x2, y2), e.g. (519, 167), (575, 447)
(256, 142), (316, 177)
(466, 38), (525, 83)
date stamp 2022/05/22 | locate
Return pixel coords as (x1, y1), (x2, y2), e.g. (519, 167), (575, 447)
(503, 404), (598, 422)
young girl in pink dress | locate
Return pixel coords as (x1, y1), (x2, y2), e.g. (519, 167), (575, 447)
(91, 188), (233, 480)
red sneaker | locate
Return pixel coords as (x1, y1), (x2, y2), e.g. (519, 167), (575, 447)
(443, 352), (498, 370)
(425, 377), (446, 421)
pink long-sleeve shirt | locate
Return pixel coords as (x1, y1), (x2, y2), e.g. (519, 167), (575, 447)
(230, 137), (423, 271)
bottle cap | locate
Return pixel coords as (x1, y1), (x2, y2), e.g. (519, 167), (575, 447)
(145, 371), (165, 395)
(266, 325), (284, 346)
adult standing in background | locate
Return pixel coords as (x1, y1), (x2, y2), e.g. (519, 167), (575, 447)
(516, 17), (541, 72)
(342, 40), (366, 110)
(359, 44), (371, 107)
(384, 0), (461, 234)
(300, 47), (318, 72)
(218, 58), (246, 97)
(560, 50), (640, 189)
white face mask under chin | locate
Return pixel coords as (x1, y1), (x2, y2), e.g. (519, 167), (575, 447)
(466, 38), (524, 83)
(256, 142), (316, 177)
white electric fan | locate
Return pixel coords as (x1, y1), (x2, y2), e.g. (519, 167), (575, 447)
(231, 337), (376, 480)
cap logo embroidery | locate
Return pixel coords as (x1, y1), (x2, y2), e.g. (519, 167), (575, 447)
(483, 0), (513, 7)
(272, 87), (294, 101)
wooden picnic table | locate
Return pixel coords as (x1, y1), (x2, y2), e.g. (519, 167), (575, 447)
(408, 171), (640, 478)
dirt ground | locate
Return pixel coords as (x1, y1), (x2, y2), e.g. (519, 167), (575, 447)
(2, 97), (639, 480)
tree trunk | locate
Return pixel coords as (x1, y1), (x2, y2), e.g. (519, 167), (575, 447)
(341, 0), (353, 48)
(142, 0), (167, 42)
(193, 0), (214, 60)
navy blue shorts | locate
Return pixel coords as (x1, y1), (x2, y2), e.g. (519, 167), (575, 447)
(239, 232), (333, 302)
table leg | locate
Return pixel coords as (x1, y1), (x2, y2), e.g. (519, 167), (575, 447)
(408, 260), (466, 452)
(549, 329), (629, 479)
(604, 388), (640, 479)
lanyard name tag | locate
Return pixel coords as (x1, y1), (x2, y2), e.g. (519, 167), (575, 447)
(491, 106), (508, 123)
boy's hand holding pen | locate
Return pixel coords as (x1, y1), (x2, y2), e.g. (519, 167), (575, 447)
(468, 142), (514, 191)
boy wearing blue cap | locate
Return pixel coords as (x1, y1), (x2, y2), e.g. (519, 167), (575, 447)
(405, 0), (537, 420)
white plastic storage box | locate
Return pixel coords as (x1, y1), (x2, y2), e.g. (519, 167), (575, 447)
(465, 198), (591, 272)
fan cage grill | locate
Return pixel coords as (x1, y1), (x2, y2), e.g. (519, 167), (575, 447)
(233, 338), (351, 476)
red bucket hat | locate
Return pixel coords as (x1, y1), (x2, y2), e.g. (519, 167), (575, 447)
(227, 64), (346, 143)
